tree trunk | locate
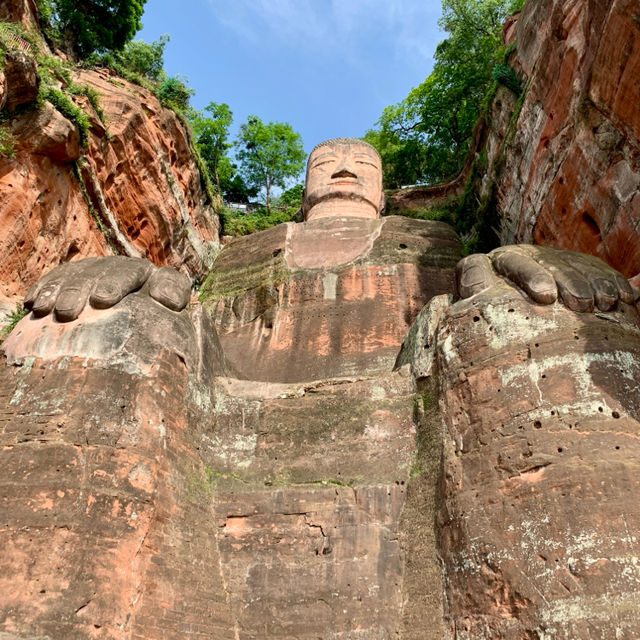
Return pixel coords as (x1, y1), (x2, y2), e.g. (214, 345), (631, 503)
(265, 178), (271, 214)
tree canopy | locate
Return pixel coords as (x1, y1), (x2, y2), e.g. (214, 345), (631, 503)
(156, 74), (193, 112)
(191, 102), (234, 191)
(42, 0), (146, 57)
(235, 116), (306, 213)
(188, 103), (256, 203)
(365, 0), (524, 189)
(115, 34), (168, 80)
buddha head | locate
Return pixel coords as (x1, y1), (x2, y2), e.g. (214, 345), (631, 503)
(302, 137), (384, 221)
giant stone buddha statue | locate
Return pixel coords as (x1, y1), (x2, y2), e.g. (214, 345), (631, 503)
(2, 138), (640, 639)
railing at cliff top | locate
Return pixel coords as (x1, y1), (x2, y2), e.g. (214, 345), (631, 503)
(225, 202), (262, 212)
(5, 33), (32, 53)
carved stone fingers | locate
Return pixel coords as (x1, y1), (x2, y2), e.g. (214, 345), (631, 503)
(457, 244), (637, 312)
(23, 257), (192, 322)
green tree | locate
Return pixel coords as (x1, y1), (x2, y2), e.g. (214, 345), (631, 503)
(191, 102), (233, 190)
(235, 116), (305, 213)
(156, 74), (193, 112)
(46, 0), (147, 58)
(365, 109), (435, 188)
(116, 34), (168, 80)
(276, 183), (304, 211)
(366, 0), (525, 188)
(189, 102), (257, 202)
(221, 174), (258, 203)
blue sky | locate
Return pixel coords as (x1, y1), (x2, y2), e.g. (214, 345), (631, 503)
(138, 0), (444, 155)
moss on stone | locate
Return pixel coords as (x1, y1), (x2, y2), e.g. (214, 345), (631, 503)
(0, 124), (15, 158)
(200, 255), (290, 304)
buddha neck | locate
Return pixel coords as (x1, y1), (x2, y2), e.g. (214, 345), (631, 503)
(305, 199), (379, 222)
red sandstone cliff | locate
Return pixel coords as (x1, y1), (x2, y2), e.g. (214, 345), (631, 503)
(482, 0), (640, 278)
(2, 0), (640, 633)
(390, 0), (640, 283)
(0, 0), (38, 29)
(0, 6), (221, 306)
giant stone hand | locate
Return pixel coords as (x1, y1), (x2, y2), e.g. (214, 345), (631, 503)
(457, 245), (636, 312)
(23, 256), (192, 321)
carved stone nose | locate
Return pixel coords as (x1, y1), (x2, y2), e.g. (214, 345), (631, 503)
(331, 168), (357, 179)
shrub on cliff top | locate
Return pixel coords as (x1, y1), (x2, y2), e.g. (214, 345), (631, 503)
(156, 75), (194, 113)
(115, 35), (168, 81)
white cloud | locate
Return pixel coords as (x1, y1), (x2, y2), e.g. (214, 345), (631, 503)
(210, 0), (442, 67)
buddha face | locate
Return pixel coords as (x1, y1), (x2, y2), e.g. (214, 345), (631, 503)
(302, 139), (384, 221)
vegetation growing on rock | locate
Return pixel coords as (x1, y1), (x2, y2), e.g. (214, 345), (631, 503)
(0, 124), (15, 157)
(365, 0), (525, 189)
(219, 184), (304, 236)
(0, 303), (27, 342)
(37, 0), (146, 57)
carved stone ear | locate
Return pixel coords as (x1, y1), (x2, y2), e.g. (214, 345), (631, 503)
(301, 188), (308, 220)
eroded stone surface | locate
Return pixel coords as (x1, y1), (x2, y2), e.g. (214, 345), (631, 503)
(0, 0), (38, 27)
(433, 284), (640, 638)
(5, 239), (640, 638)
(2, 51), (38, 111)
(0, 297), (233, 639)
(204, 371), (444, 639)
(0, 273), (448, 639)
(201, 215), (460, 382)
(484, 0), (640, 279)
(0, 65), (220, 301)
(12, 101), (80, 163)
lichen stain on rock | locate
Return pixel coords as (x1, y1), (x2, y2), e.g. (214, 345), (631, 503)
(481, 298), (560, 350)
(127, 461), (155, 493)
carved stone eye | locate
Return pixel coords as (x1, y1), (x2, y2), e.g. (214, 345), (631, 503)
(312, 159), (336, 169)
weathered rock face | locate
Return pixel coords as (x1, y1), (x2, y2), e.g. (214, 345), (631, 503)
(207, 371), (444, 639)
(201, 215), (460, 382)
(0, 297), (237, 638)
(0, 0), (38, 28)
(483, 0), (640, 279)
(76, 68), (220, 270)
(0, 233), (448, 638)
(430, 284), (640, 637)
(4, 230), (640, 638)
(13, 101), (80, 162)
(2, 50), (39, 111)
(0, 62), (220, 301)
